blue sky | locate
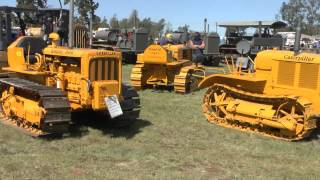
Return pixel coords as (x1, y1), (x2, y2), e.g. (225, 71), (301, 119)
(0, 0), (287, 35)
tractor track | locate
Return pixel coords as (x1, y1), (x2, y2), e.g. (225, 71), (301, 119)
(202, 84), (318, 141)
(0, 78), (71, 137)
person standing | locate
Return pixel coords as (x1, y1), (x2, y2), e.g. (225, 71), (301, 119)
(189, 32), (205, 49)
(189, 32), (205, 64)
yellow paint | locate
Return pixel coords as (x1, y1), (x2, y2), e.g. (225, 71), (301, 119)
(2, 34), (123, 127)
(7, 37), (27, 71)
(200, 49), (320, 140)
(131, 44), (204, 93)
(92, 80), (120, 110)
(1, 89), (44, 126)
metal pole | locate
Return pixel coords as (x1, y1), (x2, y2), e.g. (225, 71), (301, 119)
(204, 18), (207, 34)
(258, 21), (262, 38)
(134, 15), (136, 30)
(0, 13), (3, 51)
(89, 12), (93, 47)
(294, 19), (302, 55)
(68, 0), (74, 48)
(215, 22), (218, 33)
(5, 12), (11, 46)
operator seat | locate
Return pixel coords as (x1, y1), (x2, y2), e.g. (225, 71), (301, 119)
(16, 36), (46, 64)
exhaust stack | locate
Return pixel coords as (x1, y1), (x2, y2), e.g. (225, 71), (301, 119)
(68, 0), (74, 48)
(294, 19), (302, 55)
(204, 18), (207, 35)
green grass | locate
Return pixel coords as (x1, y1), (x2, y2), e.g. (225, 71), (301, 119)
(0, 64), (319, 179)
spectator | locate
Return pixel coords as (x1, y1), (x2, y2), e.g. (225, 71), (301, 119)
(317, 41), (320, 49)
(188, 32), (205, 64)
(189, 32), (205, 49)
(160, 33), (175, 45)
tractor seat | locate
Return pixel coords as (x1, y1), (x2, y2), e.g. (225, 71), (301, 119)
(16, 36), (46, 64)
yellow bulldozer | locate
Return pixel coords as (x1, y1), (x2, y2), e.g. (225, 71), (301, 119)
(130, 44), (205, 93)
(199, 43), (320, 140)
(0, 33), (140, 136)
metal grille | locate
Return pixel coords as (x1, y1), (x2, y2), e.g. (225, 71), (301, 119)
(299, 63), (319, 90)
(89, 58), (118, 81)
(277, 61), (295, 86)
(74, 27), (88, 48)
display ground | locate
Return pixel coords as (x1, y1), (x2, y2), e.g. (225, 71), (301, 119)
(0, 64), (319, 179)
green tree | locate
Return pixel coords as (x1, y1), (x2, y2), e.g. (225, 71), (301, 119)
(153, 18), (166, 37)
(177, 24), (189, 32)
(99, 17), (109, 28)
(303, 0), (320, 35)
(128, 9), (139, 28)
(108, 10), (166, 38)
(92, 15), (101, 30)
(119, 18), (129, 29)
(280, 0), (320, 35)
(139, 18), (166, 37)
(109, 14), (120, 29)
(139, 18), (152, 30)
(64, 0), (99, 27)
(17, 0), (47, 9)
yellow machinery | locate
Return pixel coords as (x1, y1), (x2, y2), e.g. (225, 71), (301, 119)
(0, 33), (140, 136)
(130, 44), (205, 93)
(199, 50), (320, 140)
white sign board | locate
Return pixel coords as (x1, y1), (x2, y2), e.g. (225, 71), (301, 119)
(104, 95), (123, 119)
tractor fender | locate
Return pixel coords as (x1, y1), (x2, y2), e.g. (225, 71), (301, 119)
(198, 74), (231, 89)
(198, 74), (267, 93)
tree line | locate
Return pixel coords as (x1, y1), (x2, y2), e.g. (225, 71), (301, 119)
(107, 10), (166, 37)
(16, 0), (320, 36)
(279, 0), (320, 35)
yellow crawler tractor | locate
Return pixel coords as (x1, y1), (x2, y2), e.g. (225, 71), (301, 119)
(199, 46), (320, 140)
(130, 44), (205, 93)
(199, 23), (320, 141)
(0, 33), (140, 136)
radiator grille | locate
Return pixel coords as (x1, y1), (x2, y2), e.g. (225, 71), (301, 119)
(277, 61), (295, 86)
(299, 63), (319, 90)
(89, 58), (118, 81)
(74, 27), (88, 48)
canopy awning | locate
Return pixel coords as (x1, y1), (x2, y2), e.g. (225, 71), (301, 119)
(218, 21), (287, 29)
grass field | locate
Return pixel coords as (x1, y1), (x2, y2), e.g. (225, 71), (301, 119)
(0, 64), (320, 179)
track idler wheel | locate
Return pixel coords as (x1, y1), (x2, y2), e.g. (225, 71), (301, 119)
(202, 85), (229, 122)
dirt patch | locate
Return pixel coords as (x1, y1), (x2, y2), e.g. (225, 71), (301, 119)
(72, 167), (88, 177)
(202, 164), (225, 177)
(180, 162), (226, 178)
(180, 163), (197, 172)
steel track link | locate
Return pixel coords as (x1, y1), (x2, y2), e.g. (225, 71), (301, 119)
(0, 78), (71, 136)
(173, 66), (191, 93)
(130, 64), (145, 90)
(174, 66), (204, 94)
(202, 84), (317, 141)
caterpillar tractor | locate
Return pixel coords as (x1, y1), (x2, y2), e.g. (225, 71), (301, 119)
(130, 44), (205, 93)
(199, 24), (320, 141)
(0, 33), (140, 136)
